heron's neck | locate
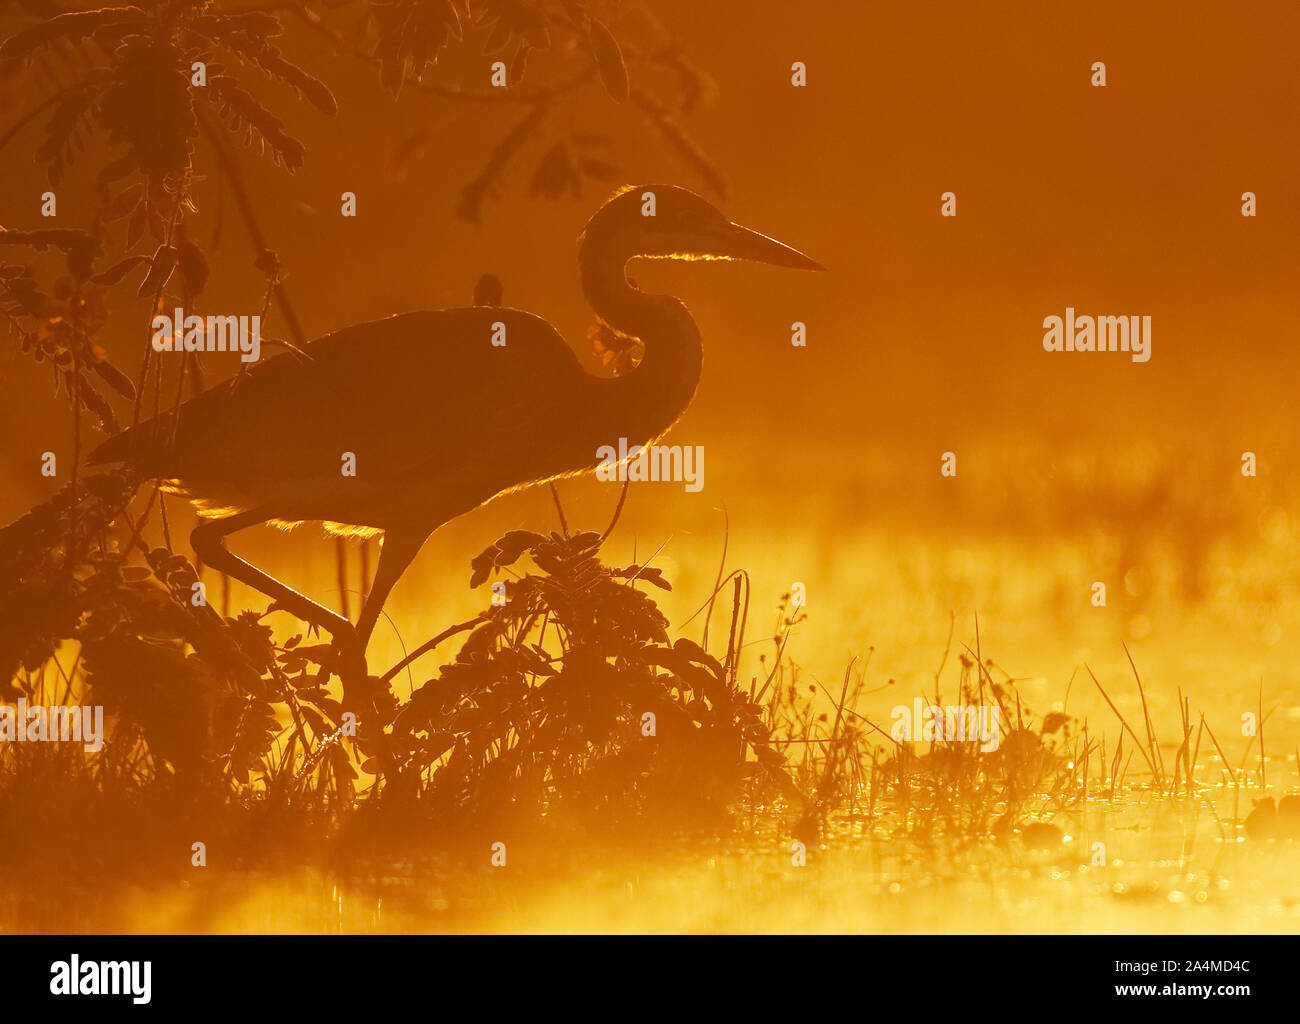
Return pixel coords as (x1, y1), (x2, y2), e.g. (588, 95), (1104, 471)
(580, 240), (702, 445)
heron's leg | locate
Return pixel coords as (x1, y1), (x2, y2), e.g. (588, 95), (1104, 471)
(354, 528), (427, 654)
(191, 510), (356, 642)
(192, 511), (370, 711)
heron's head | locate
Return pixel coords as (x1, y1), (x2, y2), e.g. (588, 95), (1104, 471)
(584, 184), (824, 271)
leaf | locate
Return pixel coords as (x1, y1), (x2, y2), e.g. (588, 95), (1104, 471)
(176, 239), (209, 296)
(0, 228), (95, 251)
(387, 127), (430, 181)
(588, 20), (628, 102)
(509, 43), (529, 85)
(35, 86), (99, 185)
(145, 204), (165, 242)
(90, 358), (136, 400)
(125, 203), (147, 249)
(674, 637), (724, 679)
(0, 7), (146, 61)
(136, 244), (177, 298)
(612, 564), (671, 591)
(588, 320), (641, 375)
(569, 531), (601, 552)
(469, 551), (496, 589)
(258, 50), (338, 116)
(102, 183), (145, 222)
(473, 273), (502, 307)
(207, 77), (306, 172)
(76, 374), (121, 432)
(1041, 711), (1070, 735)
(481, 18), (513, 55)
(369, 0), (459, 96)
(577, 156), (618, 181)
(496, 530), (544, 566)
(530, 140), (579, 199)
(469, 529), (544, 586)
(96, 153), (138, 188)
(90, 254), (149, 285)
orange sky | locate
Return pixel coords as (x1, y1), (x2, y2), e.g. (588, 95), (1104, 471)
(2, 0), (1299, 516)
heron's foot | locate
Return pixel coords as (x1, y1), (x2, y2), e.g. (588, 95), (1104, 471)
(310, 621), (361, 681)
(319, 637), (359, 677)
(318, 626), (387, 722)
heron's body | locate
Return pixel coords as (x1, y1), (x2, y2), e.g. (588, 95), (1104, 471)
(92, 307), (657, 536)
(88, 184), (820, 687)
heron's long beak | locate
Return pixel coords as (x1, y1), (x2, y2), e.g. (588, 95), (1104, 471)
(726, 222), (825, 270)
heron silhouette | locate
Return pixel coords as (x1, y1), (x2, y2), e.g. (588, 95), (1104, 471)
(89, 184), (822, 685)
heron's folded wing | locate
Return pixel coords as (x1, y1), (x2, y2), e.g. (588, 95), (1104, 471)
(90, 307), (593, 489)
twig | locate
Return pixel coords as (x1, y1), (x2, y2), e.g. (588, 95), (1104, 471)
(599, 476), (630, 544)
(1086, 664), (1160, 781)
(194, 105), (308, 350)
(701, 505), (728, 649)
(1123, 642), (1164, 781)
(548, 482), (568, 537)
(380, 616), (481, 684)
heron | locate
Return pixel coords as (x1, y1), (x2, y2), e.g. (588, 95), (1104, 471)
(89, 184), (822, 687)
